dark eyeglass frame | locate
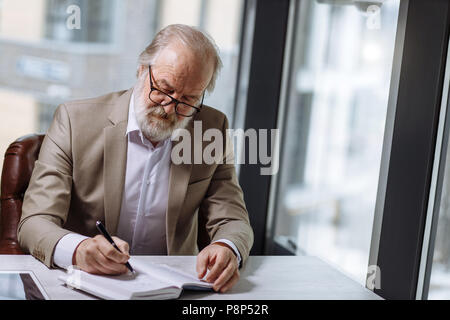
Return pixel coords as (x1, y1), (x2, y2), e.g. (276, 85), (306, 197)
(148, 65), (204, 117)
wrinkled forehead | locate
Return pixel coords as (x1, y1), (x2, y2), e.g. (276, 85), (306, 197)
(151, 42), (213, 92)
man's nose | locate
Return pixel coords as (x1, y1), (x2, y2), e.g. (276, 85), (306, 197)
(163, 92), (183, 114)
(163, 102), (176, 115)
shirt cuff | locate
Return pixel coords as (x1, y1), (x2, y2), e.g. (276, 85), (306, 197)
(53, 233), (89, 269)
(213, 239), (242, 267)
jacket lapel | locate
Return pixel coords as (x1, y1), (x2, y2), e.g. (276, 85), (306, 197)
(166, 122), (194, 253)
(103, 89), (132, 234)
(102, 87), (194, 247)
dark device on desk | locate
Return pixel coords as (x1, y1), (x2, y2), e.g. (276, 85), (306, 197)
(0, 271), (48, 300)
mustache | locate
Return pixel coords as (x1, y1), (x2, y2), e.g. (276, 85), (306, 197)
(146, 104), (177, 122)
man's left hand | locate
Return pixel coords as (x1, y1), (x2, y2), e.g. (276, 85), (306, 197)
(196, 242), (239, 293)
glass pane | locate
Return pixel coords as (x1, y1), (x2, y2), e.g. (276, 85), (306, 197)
(0, 0), (244, 175)
(272, 0), (400, 284)
(428, 63), (450, 299)
(157, 0), (244, 122)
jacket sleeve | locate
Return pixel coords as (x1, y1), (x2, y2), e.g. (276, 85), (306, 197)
(18, 104), (75, 268)
(198, 115), (254, 266)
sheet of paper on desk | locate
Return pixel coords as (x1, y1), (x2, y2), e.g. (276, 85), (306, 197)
(58, 259), (212, 300)
(128, 257), (212, 289)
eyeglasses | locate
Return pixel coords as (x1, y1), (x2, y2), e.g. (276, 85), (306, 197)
(148, 65), (204, 117)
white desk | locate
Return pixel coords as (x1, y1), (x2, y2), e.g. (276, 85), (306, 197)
(0, 255), (381, 300)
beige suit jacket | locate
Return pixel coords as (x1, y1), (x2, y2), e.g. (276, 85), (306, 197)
(17, 88), (253, 268)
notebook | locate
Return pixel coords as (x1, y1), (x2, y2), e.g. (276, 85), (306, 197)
(58, 257), (213, 300)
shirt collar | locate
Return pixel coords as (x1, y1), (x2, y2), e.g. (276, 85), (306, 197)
(126, 93), (140, 135)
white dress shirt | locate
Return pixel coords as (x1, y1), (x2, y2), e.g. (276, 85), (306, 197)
(53, 94), (241, 269)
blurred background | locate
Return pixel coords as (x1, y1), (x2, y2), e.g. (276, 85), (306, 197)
(271, 0), (400, 286)
(1, 0), (450, 300)
(0, 0), (243, 174)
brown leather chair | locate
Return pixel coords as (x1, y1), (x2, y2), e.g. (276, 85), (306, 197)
(0, 134), (45, 254)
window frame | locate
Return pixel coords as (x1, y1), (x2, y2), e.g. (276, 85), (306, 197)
(368, 0), (450, 300)
(237, 0), (450, 299)
(236, 0), (291, 255)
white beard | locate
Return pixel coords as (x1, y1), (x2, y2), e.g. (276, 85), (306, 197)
(133, 75), (192, 142)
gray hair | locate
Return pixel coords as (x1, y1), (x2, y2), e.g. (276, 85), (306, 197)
(137, 24), (223, 93)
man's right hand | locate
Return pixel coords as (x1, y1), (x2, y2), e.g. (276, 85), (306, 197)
(72, 235), (130, 275)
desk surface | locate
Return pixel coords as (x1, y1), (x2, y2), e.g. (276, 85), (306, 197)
(0, 255), (381, 300)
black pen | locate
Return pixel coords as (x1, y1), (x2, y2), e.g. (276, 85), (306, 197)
(95, 220), (134, 273)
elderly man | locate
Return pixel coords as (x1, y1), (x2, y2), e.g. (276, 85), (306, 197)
(18, 24), (253, 294)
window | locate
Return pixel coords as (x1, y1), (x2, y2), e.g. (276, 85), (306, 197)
(157, 0), (244, 122)
(427, 57), (450, 299)
(429, 164), (450, 299)
(45, 0), (118, 43)
(0, 0), (244, 175)
(271, 0), (400, 284)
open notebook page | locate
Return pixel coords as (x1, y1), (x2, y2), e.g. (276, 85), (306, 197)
(128, 257), (213, 289)
(59, 268), (180, 299)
